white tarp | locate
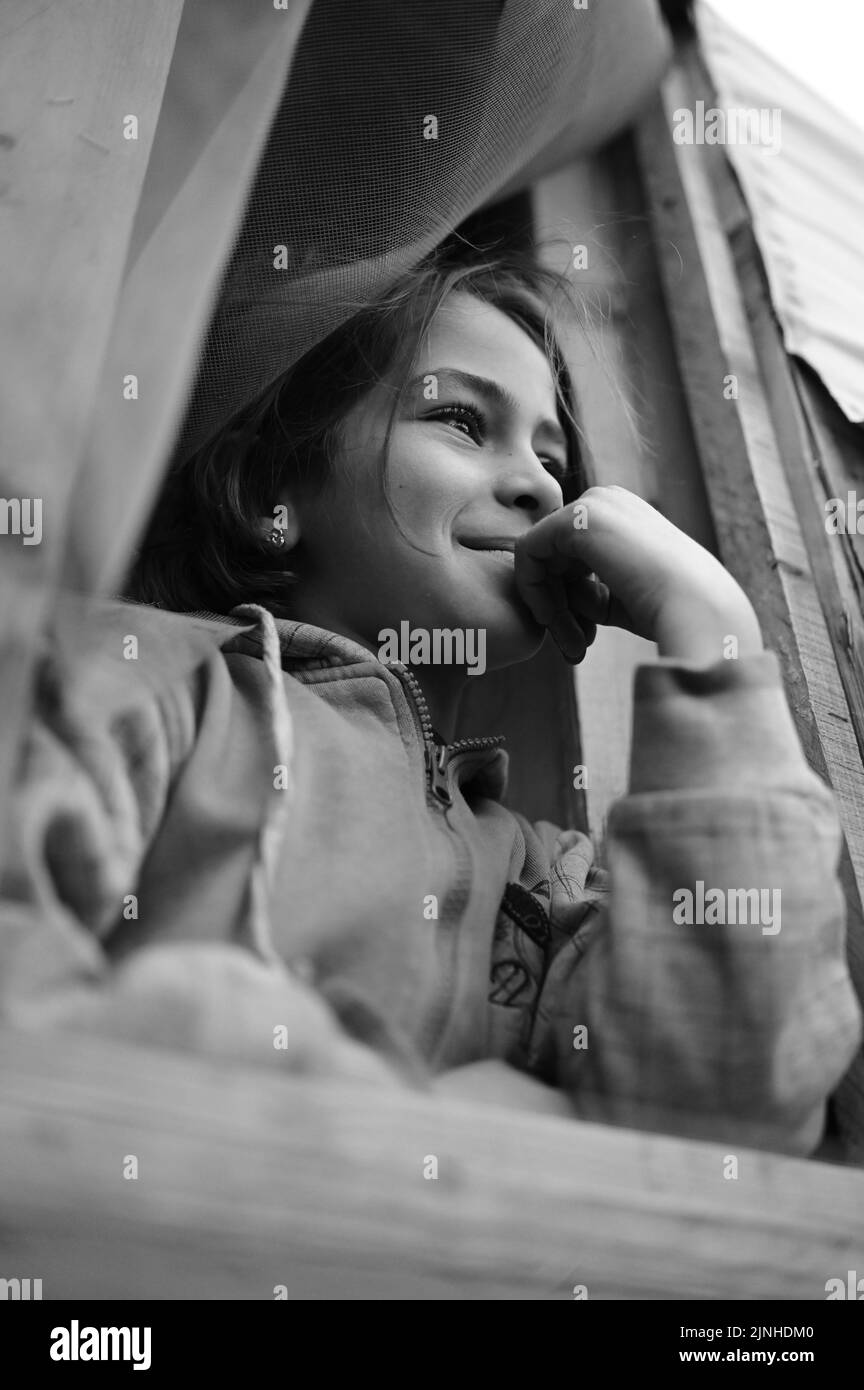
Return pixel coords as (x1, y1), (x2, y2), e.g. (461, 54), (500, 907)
(696, 0), (864, 423)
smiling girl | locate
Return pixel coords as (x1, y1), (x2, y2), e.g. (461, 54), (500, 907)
(2, 252), (859, 1154)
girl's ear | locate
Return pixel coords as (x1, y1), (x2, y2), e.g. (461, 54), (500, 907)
(259, 498), (301, 548)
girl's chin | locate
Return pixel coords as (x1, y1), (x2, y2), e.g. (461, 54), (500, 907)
(484, 619), (548, 670)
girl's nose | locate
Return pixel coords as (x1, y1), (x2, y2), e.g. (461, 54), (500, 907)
(493, 452), (563, 516)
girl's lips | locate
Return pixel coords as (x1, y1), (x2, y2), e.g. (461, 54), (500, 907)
(459, 541), (517, 565)
(472, 548), (515, 565)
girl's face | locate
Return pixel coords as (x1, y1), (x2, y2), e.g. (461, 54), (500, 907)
(285, 290), (568, 676)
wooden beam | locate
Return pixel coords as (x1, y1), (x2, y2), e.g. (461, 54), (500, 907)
(1, 1025), (863, 1299)
(634, 49), (864, 1158)
(721, 209), (864, 1162)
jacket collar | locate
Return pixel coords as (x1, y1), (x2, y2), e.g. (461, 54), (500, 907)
(176, 603), (377, 673)
(166, 601), (509, 802)
(267, 616), (384, 674)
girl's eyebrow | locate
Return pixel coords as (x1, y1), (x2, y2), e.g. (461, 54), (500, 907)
(408, 366), (568, 449)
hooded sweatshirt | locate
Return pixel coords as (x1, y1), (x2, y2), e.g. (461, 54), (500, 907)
(1, 590), (859, 1154)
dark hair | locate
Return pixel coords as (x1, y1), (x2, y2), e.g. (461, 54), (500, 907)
(123, 248), (589, 617)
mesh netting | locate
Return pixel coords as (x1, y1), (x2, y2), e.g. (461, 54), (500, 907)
(175, 0), (666, 463)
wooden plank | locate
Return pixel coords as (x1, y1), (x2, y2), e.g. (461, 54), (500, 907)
(1, 1025), (863, 1300)
(635, 54), (864, 1157)
(720, 217), (864, 1159)
(0, 0), (182, 855)
(697, 61), (864, 776)
(791, 365), (864, 751)
(636, 71), (864, 888)
(62, 0), (314, 599)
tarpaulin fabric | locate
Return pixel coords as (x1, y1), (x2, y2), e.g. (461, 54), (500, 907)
(697, 0), (864, 423)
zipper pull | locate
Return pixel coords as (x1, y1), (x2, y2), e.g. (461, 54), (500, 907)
(425, 742), (453, 807)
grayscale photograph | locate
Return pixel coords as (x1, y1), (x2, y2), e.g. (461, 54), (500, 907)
(1, 0), (863, 1350)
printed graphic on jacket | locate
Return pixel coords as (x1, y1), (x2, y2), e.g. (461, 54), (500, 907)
(488, 880), (552, 1062)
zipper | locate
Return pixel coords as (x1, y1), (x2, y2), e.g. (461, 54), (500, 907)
(384, 659), (506, 1066)
(384, 661), (505, 810)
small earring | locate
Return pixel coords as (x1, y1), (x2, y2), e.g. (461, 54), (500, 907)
(268, 527), (286, 548)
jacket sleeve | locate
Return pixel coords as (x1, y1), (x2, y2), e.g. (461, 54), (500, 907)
(525, 652), (862, 1156)
(0, 601), (402, 1090)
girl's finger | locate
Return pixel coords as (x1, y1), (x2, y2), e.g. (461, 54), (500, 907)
(580, 620), (598, 649)
(514, 558), (567, 627)
(513, 545), (560, 623)
(563, 571), (610, 626)
(547, 611), (591, 664)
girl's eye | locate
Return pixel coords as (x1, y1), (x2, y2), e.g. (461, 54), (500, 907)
(428, 401), (568, 483)
(541, 456), (569, 485)
(429, 402), (486, 441)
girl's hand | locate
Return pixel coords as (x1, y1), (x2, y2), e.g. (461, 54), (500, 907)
(514, 485), (763, 665)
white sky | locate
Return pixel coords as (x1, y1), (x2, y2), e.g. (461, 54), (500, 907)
(699, 0), (864, 128)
